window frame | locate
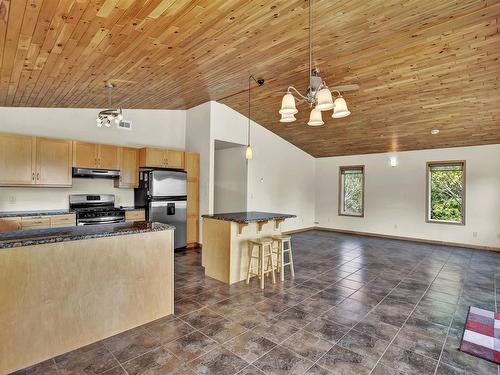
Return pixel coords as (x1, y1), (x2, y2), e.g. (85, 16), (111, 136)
(426, 160), (466, 226)
(338, 165), (365, 218)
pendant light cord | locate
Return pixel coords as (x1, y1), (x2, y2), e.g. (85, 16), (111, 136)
(248, 75), (251, 146)
(309, 0), (312, 90)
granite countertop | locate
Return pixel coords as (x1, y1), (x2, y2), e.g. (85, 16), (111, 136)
(202, 211), (296, 224)
(0, 209), (75, 218)
(0, 221), (174, 249)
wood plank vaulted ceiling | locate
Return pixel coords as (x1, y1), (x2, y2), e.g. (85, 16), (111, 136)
(0, 0), (499, 157)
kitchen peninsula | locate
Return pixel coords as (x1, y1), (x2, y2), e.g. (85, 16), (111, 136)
(201, 212), (295, 284)
(0, 221), (174, 374)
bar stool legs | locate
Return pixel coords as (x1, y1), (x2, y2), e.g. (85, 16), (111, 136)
(272, 235), (295, 281)
(246, 238), (276, 289)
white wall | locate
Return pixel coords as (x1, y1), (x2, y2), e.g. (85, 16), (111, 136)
(185, 102), (212, 237)
(0, 107), (185, 149)
(315, 144), (500, 248)
(0, 107), (186, 211)
(214, 146), (247, 213)
(0, 179), (133, 211)
(209, 102), (316, 233)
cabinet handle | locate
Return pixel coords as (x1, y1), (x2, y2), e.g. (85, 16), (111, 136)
(36, 173), (40, 180)
(32, 173), (35, 181)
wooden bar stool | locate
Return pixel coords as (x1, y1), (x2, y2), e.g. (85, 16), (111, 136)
(246, 237), (276, 289)
(271, 235), (295, 281)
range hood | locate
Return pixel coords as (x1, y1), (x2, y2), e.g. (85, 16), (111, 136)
(72, 168), (120, 179)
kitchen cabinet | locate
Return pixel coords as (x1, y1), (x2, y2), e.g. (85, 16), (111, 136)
(73, 141), (119, 170)
(0, 133), (35, 186)
(125, 209), (145, 222)
(35, 138), (73, 186)
(139, 147), (185, 169)
(50, 214), (76, 228)
(167, 150), (185, 169)
(0, 214), (76, 233)
(0, 217), (21, 232)
(21, 216), (51, 230)
(185, 152), (200, 246)
(115, 147), (139, 188)
(0, 133), (72, 187)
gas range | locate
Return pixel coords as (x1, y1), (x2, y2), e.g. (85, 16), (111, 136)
(69, 194), (125, 226)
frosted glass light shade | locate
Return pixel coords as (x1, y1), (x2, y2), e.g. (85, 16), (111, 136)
(307, 108), (324, 126)
(245, 145), (253, 160)
(279, 93), (298, 115)
(316, 88), (334, 111)
(280, 113), (296, 123)
(332, 97), (351, 118)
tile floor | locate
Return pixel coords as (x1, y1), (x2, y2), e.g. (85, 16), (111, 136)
(13, 230), (500, 374)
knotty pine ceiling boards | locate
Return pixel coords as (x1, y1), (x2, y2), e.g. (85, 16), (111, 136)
(0, 0), (499, 157)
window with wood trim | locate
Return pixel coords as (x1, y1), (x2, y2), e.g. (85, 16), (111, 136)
(426, 161), (465, 225)
(339, 166), (364, 217)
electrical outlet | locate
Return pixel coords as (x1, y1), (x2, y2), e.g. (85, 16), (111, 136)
(314, 221), (319, 225)
(473, 232), (478, 238)
(8, 196), (16, 204)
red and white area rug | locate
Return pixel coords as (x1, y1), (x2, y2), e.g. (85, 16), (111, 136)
(460, 306), (500, 364)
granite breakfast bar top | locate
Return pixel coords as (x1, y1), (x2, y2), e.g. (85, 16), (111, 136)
(202, 211), (296, 224)
(0, 221), (174, 249)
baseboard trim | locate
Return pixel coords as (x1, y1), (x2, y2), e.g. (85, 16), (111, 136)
(283, 226), (317, 235)
(311, 227), (500, 252)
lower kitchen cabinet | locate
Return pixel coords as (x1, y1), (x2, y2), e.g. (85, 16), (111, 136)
(125, 209), (145, 222)
(0, 218), (22, 232)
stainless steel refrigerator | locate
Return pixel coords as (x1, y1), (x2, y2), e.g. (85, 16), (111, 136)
(135, 169), (187, 249)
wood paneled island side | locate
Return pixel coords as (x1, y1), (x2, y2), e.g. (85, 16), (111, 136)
(0, 222), (175, 374)
(201, 212), (295, 284)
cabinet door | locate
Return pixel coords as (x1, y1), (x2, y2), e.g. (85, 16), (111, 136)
(0, 133), (35, 186)
(125, 210), (145, 222)
(73, 141), (98, 168)
(185, 152), (199, 245)
(115, 147), (139, 188)
(0, 217), (21, 232)
(21, 216), (51, 230)
(140, 148), (166, 168)
(166, 150), (185, 169)
(36, 138), (73, 186)
(98, 144), (119, 170)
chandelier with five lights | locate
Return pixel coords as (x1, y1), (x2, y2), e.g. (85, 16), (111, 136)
(278, 0), (357, 126)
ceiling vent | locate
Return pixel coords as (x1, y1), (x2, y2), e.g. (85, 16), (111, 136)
(117, 120), (132, 130)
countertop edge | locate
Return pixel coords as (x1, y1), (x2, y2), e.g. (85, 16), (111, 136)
(0, 222), (174, 250)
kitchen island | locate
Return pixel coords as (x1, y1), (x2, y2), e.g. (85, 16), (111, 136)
(0, 221), (174, 374)
(201, 212), (295, 284)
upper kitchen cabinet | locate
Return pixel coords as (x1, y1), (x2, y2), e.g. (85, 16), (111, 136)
(73, 141), (119, 170)
(35, 138), (73, 186)
(167, 150), (185, 169)
(0, 133), (36, 186)
(115, 147), (139, 188)
(0, 133), (72, 187)
(139, 148), (185, 169)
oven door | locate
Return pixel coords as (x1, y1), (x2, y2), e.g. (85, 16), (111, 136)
(77, 217), (125, 226)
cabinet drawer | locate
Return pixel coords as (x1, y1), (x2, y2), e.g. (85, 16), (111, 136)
(125, 210), (145, 222)
(21, 216), (51, 229)
(0, 217), (22, 232)
(50, 214), (76, 228)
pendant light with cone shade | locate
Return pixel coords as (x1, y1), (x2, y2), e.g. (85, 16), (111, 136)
(278, 0), (355, 125)
(246, 75), (265, 160)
